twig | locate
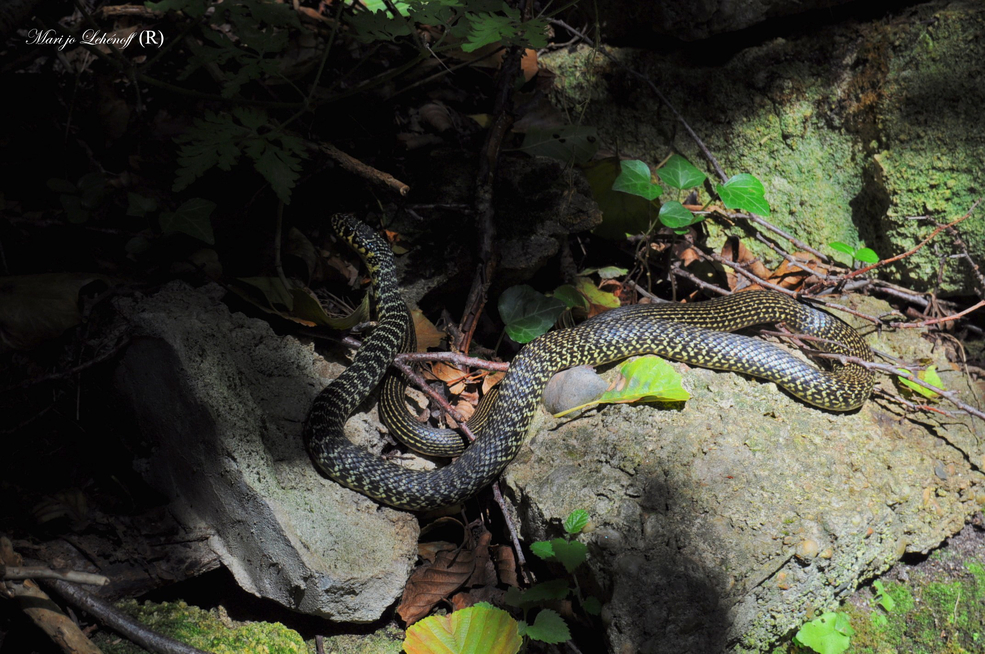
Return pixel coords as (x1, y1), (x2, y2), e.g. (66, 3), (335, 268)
(311, 141), (410, 196)
(888, 299), (985, 329)
(391, 359), (478, 441)
(846, 198), (983, 279)
(45, 579), (215, 654)
(1, 335), (131, 393)
(669, 264), (731, 297)
(1, 565), (108, 586)
(396, 351), (508, 372)
(491, 482), (526, 568)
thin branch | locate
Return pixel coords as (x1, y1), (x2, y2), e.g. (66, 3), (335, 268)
(888, 299), (985, 329)
(2, 565), (108, 586)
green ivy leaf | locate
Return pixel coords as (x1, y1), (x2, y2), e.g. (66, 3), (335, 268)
(159, 198), (216, 244)
(580, 266), (629, 279)
(498, 285), (566, 344)
(612, 159), (661, 201)
(656, 154), (706, 189)
(550, 538), (587, 574)
(563, 509), (590, 535)
(529, 540), (555, 560)
(520, 126), (599, 165)
(717, 173), (770, 216)
(658, 201), (699, 230)
(520, 609), (570, 645)
(403, 603), (522, 654)
(583, 157), (655, 240)
(793, 612), (853, 654)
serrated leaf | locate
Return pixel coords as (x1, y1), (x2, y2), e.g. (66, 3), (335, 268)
(793, 612), (853, 654)
(580, 265), (628, 279)
(253, 140), (302, 204)
(503, 585), (523, 608)
(717, 173), (770, 216)
(828, 241), (855, 255)
(517, 579), (570, 607)
(403, 603), (522, 654)
(498, 285), (566, 344)
(520, 126), (599, 165)
(159, 198), (216, 244)
(461, 11), (517, 53)
(897, 366), (943, 398)
(581, 596), (602, 616)
(521, 609), (570, 645)
(658, 201), (699, 229)
(656, 154), (707, 189)
(612, 159), (661, 201)
(550, 538), (586, 573)
(529, 540), (555, 560)
(854, 247), (879, 264)
(563, 509), (590, 535)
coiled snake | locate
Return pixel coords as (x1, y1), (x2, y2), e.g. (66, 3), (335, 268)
(304, 214), (873, 511)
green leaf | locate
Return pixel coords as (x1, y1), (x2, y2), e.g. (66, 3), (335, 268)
(551, 285), (588, 310)
(897, 366), (943, 399)
(658, 201), (699, 230)
(550, 538), (587, 574)
(854, 247), (879, 264)
(656, 154), (706, 189)
(127, 192), (159, 218)
(461, 10), (517, 52)
(563, 509), (590, 535)
(517, 579), (570, 607)
(793, 612), (853, 654)
(403, 603), (522, 654)
(503, 585), (523, 608)
(520, 126), (599, 165)
(580, 266), (629, 279)
(159, 198), (216, 244)
(828, 241), (855, 255)
(872, 580), (896, 612)
(556, 356), (689, 418)
(498, 285), (566, 344)
(612, 160), (661, 201)
(520, 609), (570, 645)
(583, 157), (656, 240)
(716, 173), (770, 216)
(347, 9), (413, 43)
(529, 540), (555, 560)
(574, 277), (620, 309)
(581, 596), (602, 616)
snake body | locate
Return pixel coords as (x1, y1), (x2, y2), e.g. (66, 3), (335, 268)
(304, 214), (874, 511)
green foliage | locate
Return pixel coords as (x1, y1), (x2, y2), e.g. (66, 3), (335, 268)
(554, 356), (690, 417)
(346, 0), (547, 53)
(658, 200), (701, 230)
(828, 241), (879, 266)
(563, 509), (590, 535)
(402, 603), (522, 654)
(497, 285), (566, 343)
(872, 580), (896, 612)
(159, 198), (217, 244)
(612, 159), (661, 201)
(47, 173), (107, 224)
(656, 154), (707, 190)
(520, 126), (599, 165)
(793, 612), (853, 654)
(896, 365), (943, 399)
(518, 609), (570, 644)
(717, 173), (771, 216)
(173, 108), (305, 204)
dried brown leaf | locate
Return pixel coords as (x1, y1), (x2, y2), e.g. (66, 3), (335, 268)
(397, 547), (476, 625)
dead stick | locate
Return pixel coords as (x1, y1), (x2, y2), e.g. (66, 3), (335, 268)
(313, 142), (410, 196)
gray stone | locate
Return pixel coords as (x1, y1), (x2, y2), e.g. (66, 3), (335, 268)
(503, 295), (985, 652)
(113, 282), (418, 622)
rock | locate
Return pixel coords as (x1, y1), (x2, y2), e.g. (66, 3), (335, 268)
(543, 0), (985, 294)
(503, 295), (985, 652)
(113, 282), (418, 622)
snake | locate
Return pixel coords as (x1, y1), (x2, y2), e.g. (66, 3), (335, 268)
(304, 214), (874, 511)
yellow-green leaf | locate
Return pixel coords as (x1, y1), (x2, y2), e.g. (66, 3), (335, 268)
(554, 356), (689, 417)
(897, 366), (943, 399)
(403, 603), (522, 654)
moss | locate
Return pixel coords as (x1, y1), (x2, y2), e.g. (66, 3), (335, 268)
(93, 600), (307, 654)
